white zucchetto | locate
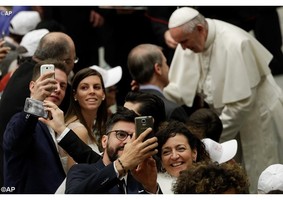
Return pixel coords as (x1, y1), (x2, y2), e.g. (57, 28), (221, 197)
(169, 7), (199, 28)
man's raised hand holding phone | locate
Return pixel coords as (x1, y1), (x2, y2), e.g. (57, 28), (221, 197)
(3, 60), (69, 194)
(24, 61), (68, 118)
(30, 67), (56, 101)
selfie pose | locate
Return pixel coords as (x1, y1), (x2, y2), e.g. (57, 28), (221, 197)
(3, 60), (68, 193)
(40, 106), (161, 194)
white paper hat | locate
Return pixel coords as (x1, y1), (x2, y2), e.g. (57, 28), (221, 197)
(89, 65), (122, 88)
(258, 164), (283, 194)
(169, 7), (199, 28)
(202, 138), (237, 164)
(9, 11), (41, 36)
(18, 29), (49, 57)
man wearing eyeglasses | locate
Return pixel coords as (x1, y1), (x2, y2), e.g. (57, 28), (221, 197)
(41, 106), (161, 194)
(55, 91), (166, 167)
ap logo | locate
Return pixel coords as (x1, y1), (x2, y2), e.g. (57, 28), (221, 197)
(1, 10), (13, 16)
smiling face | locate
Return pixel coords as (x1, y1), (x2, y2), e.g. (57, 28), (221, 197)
(102, 121), (135, 164)
(161, 133), (197, 177)
(74, 75), (105, 113)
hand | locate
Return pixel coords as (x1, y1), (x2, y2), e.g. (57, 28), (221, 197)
(131, 157), (158, 193)
(0, 40), (11, 62)
(30, 71), (57, 101)
(164, 30), (178, 49)
(89, 10), (104, 27)
(118, 128), (158, 171)
(38, 100), (67, 135)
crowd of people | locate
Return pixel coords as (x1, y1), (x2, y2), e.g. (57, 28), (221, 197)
(1, 6), (283, 195)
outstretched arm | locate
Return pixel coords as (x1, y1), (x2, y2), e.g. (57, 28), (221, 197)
(39, 101), (101, 164)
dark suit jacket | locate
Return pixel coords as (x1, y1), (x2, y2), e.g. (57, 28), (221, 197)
(0, 60), (35, 188)
(0, 60), (70, 187)
(3, 112), (66, 193)
(66, 158), (161, 194)
(58, 129), (101, 164)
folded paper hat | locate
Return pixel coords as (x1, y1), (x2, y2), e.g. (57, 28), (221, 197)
(18, 29), (49, 57)
(9, 11), (41, 36)
(89, 65), (122, 88)
(258, 164), (283, 194)
(202, 138), (237, 164)
(169, 7), (199, 28)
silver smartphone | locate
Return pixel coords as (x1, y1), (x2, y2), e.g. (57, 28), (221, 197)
(135, 116), (154, 139)
(40, 64), (55, 78)
(24, 98), (48, 118)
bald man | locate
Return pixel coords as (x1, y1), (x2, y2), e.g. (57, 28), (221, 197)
(127, 43), (189, 122)
(0, 32), (77, 187)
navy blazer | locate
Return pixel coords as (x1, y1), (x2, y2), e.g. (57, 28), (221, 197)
(58, 129), (101, 164)
(0, 60), (70, 187)
(3, 112), (65, 194)
(66, 158), (161, 194)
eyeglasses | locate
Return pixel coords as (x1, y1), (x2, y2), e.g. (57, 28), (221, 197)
(106, 130), (133, 141)
(63, 57), (79, 65)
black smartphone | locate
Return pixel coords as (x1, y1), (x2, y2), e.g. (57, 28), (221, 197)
(135, 116), (154, 140)
(24, 98), (48, 119)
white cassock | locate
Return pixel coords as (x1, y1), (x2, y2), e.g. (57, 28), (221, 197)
(164, 18), (283, 193)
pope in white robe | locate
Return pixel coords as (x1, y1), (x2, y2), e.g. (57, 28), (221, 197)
(164, 7), (283, 193)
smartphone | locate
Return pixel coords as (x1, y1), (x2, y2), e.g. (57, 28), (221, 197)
(24, 98), (48, 119)
(135, 116), (154, 139)
(40, 64), (55, 78)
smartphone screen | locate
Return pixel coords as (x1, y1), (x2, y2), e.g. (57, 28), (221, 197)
(135, 116), (154, 139)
